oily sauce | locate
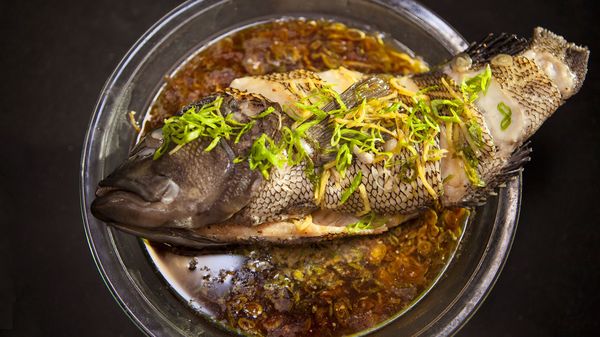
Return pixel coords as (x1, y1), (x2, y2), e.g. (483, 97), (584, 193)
(146, 18), (427, 132)
(147, 208), (467, 336)
(145, 18), (467, 337)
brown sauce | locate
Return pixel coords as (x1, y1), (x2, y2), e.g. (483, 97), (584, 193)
(147, 208), (467, 336)
(145, 18), (468, 337)
(146, 18), (427, 131)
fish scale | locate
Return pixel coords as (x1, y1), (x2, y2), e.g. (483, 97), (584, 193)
(230, 163), (316, 225)
(323, 144), (442, 215)
(233, 145), (443, 225)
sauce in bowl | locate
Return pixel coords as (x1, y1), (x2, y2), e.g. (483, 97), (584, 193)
(147, 207), (467, 336)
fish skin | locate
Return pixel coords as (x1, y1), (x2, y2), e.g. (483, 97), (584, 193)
(91, 27), (589, 247)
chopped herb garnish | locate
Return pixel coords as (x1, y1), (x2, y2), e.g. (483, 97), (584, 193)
(335, 143), (353, 177)
(340, 171), (362, 204)
(204, 136), (222, 152)
(430, 99), (461, 123)
(466, 120), (483, 147)
(459, 145), (485, 187)
(155, 97), (219, 159)
(254, 106), (276, 119)
(155, 97), (257, 159)
(234, 120), (256, 144)
(248, 134), (285, 179)
(461, 64), (492, 102)
(346, 213), (384, 233)
(497, 102), (512, 130)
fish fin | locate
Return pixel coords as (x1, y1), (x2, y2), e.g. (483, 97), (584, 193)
(305, 76), (393, 162)
(302, 124), (333, 159)
(531, 27), (589, 98)
(322, 76), (392, 112)
(463, 144), (532, 206)
(113, 224), (231, 248)
(463, 32), (530, 66)
(499, 142), (532, 178)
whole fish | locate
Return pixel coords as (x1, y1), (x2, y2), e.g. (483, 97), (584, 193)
(91, 28), (588, 247)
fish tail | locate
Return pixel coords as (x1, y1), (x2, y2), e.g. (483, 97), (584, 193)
(530, 27), (589, 98)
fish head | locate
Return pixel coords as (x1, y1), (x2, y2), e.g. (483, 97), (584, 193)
(91, 132), (237, 229)
(91, 92), (282, 232)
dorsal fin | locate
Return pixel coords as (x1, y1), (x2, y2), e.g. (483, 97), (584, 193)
(305, 76), (392, 163)
(463, 32), (530, 66)
(322, 76), (392, 112)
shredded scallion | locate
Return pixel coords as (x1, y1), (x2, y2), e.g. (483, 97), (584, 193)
(340, 171), (362, 204)
(461, 64), (492, 102)
(248, 134), (285, 179)
(497, 102), (512, 130)
(346, 213), (383, 233)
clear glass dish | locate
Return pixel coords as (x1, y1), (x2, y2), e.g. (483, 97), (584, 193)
(80, 0), (521, 335)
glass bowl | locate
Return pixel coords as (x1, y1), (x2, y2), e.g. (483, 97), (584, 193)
(80, 0), (521, 335)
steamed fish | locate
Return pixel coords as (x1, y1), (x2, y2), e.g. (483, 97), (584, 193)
(92, 28), (588, 247)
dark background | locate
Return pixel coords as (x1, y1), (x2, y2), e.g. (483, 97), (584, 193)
(1, 0), (599, 336)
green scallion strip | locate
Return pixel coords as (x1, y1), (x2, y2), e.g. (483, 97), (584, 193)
(335, 143), (353, 177)
(340, 171), (362, 204)
(248, 134), (285, 179)
(346, 213), (378, 232)
(254, 106), (275, 119)
(322, 87), (347, 111)
(430, 99), (461, 123)
(497, 102), (512, 130)
(460, 146), (485, 187)
(234, 120), (256, 144)
(204, 136), (221, 152)
(461, 64), (492, 102)
(467, 120), (483, 147)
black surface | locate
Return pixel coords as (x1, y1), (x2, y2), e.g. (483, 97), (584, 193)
(1, 0), (598, 336)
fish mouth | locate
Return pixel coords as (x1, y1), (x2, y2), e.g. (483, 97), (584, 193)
(91, 189), (175, 228)
(92, 164), (184, 228)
